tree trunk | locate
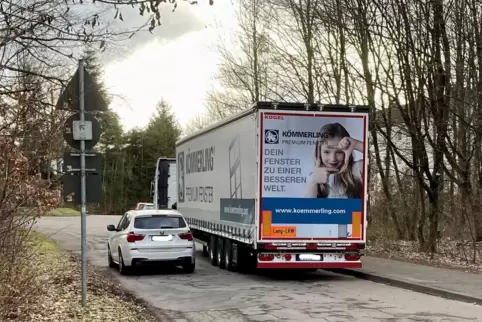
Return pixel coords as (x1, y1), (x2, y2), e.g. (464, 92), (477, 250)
(417, 179), (427, 250)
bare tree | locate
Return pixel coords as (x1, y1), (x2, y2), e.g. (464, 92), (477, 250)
(196, 0), (482, 263)
(183, 113), (211, 136)
(203, 0), (276, 125)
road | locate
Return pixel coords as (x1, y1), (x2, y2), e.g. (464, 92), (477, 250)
(35, 215), (482, 322)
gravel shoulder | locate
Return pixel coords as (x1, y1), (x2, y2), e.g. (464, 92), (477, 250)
(9, 231), (161, 322)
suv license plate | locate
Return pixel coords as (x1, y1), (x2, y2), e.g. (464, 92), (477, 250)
(298, 254), (322, 261)
(152, 235), (172, 241)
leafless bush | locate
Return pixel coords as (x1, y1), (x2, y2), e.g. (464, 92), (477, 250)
(0, 226), (47, 320)
(0, 95), (60, 319)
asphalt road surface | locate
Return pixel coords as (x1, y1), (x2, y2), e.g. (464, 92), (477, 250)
(34, 215), (482, 322)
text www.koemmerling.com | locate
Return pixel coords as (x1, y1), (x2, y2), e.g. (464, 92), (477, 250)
(275, 208), (346, 215)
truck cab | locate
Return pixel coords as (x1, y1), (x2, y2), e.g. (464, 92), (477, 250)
(151, 157), (177, 210)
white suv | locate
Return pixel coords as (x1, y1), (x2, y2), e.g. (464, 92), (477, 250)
(107, 209), (196, 275)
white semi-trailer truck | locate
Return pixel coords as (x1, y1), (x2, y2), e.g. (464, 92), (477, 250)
(176, 102), (369, 271)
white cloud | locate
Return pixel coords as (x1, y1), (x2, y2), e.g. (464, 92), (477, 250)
(103, 1), (237, 131)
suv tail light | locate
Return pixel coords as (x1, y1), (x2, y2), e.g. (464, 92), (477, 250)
(127, 232), (145, 243)
(178, 232), (193, 241)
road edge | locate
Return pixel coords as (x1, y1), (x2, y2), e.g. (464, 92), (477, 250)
(329, 268), (482, 306)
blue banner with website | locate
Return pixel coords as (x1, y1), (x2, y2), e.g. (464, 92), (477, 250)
(262, 197), (362, 224)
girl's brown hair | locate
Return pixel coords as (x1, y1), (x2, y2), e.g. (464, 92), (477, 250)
(314, 123), (362, 198)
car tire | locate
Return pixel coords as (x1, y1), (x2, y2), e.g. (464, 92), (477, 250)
(107, 245), (116, 268)
(118, 249), (130, 275)
(182, 261), (195, 274)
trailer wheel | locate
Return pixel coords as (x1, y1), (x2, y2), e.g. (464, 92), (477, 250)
(209, 235), (217, 266)
(231, 242), (240, 271)
(202, 245), (209, 257)
(238, 245), (256, 273)
(224, 239), (235, 271)
(217, 237), (225, 269)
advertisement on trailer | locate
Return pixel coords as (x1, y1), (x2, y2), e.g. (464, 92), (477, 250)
(260, 111), (368, 241)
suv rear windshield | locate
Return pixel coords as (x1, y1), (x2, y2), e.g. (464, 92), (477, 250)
(134, 215), (187, 229)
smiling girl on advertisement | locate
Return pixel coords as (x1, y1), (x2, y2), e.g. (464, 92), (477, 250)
(304, 122), (364, 199)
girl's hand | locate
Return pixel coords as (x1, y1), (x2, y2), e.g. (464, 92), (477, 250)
(310, 159), (339, 184)
(311, 167), (339, 184)
(339, 137), (352, 150)
(339, 137), (356, 172)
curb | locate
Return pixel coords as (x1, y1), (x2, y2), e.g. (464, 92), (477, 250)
(44, 215), (80, 217)
(329, 268), (482, 306)
(43, 214), (90, 217)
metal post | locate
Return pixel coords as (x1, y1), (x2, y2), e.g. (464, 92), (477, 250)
(79, 59), (87, 307)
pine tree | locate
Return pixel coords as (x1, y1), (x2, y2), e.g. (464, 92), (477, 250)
(81, 48), (125, 213)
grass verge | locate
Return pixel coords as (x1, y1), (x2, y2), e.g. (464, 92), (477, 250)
(6, 231), (161, 321)
(46, 207), (80, 216)
(367, 239), (482, 274)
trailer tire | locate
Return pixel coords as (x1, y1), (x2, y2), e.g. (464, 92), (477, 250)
(217, 237), (225, 269)
(224, 239), (235, 271)
(238, 244), (256, 274)
(202, 245), (209, 257)
(231, 242), (240, 271)
(209, 235), (217, 266)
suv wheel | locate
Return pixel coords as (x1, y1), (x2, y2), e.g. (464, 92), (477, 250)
(107, 245), (116, 268)
(182, 260), (195, 273)
(118, 250), (130, 275)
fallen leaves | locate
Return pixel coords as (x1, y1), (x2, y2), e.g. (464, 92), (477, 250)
(3, 237), (161, 322)
(368, 238), (482, 274)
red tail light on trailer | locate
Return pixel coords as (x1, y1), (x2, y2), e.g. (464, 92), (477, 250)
(258, 254), (275, 261)
(126, 232), (145, 243)
(345, 253), (361, 261)
(306, 243), (317, 250)
(178, 232), (193, 241)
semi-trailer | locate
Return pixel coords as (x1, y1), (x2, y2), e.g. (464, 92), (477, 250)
(158, 102), (369, 271)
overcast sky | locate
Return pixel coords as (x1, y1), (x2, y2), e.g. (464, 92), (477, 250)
(99, 1), (237, 131)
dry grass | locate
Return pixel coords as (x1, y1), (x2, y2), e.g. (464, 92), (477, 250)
(1, 231), (162, 322)
(368, 238), (482, 274)
(47, 207), (80, 216)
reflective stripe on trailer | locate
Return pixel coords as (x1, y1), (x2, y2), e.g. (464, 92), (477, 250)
(260, 242), (365, 251)
(256, 251), (362, 269)
(257, 262), (362, 269)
